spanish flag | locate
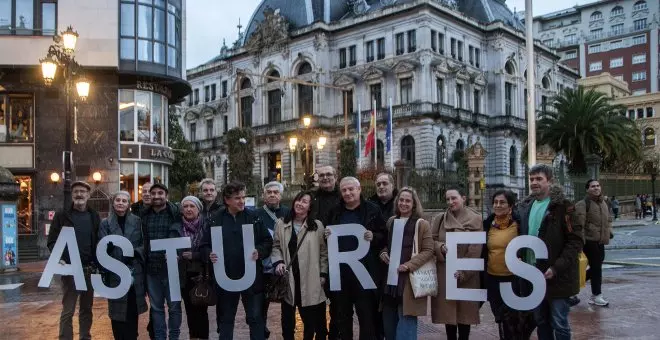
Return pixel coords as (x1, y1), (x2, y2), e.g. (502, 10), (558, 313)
(364, 103), (376, 157)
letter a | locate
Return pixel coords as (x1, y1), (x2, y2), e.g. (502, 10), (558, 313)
(38, 227), (87, 290)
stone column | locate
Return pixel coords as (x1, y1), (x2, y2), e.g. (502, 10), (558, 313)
(584, 154), (602, 179)
(466, 141), (487, 210)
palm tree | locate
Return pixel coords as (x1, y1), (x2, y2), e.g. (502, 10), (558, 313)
(537, 86), (641, 173)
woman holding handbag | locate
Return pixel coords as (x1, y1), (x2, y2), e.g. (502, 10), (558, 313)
(178, 196), (210, 340)
(99, 191), (148, 340)
(379, 187), (434, 340)
(271, 191), (328, 340)
(431, 186), (483, 340)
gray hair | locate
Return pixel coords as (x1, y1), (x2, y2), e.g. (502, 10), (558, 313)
(339, 176), (361, 187)
(263, 181), (283, 193)
(375, 172), (394, 184)
(200, 178), (216, 188)
(111, 191), (131, 203)
(529, 164), (554, 181)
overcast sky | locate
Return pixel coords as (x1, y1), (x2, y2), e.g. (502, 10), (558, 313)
(185, 0), (598, 69)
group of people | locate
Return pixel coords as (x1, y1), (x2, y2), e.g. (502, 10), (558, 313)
(635, 193), (657, 219)
(46, 163), (613, 340)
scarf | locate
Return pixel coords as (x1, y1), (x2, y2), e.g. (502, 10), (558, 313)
(183, 217), (203, 248)
(384, 217), (418, 298)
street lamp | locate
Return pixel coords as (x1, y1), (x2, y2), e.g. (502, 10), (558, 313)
(289, 115), (327, 189)
(40, 25), (90, 209)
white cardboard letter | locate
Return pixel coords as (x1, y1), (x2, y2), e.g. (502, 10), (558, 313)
(38, 227), (87, 290)
(150, 237), (191, 301)
(210, 225), (257, 292)
(386, 219), (406, 286)
(501, 236), (548, 311)
(445, 231), (487, 301)
(91, 235), (134, 299)
(327, 224), (376, 291)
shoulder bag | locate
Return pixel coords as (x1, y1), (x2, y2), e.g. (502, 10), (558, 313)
(265, 226), (309, 303)
(189, 262), (217, 307)
(409, 219), (438, 298)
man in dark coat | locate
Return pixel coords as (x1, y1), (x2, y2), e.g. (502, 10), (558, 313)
(47, 181), (101, 340)
(369, 172), (398, 219)
(130, 182), (152, 217)
(517, 164), (583, 340)
(325, 176), (387, 340)
(199, 178), (224, 223)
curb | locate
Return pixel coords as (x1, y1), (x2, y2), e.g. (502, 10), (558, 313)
(612, 223), (651, 228)
(605, 244), (660, 250)
(603, 260), (660, 267)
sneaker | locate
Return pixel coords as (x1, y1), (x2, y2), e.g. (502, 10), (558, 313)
(568, 295), (580, 307)
(588, 294), (609, 306)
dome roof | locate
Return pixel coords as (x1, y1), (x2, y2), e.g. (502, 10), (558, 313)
(243, 0), (348, 44)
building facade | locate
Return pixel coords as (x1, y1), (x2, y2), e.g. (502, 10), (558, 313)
(0, 0), (190, 260)
(183, 0), (578, 198)
(532, 0), (659, 94)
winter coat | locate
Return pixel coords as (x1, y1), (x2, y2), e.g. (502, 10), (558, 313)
(47, 205), (101, 265)
(368, 189), (398, 219)
(575, 196), (612, 245)
(202, 200), (224, 225)
(430, 207), (483, 325)
(99, 212), (148, 322)
(516, 185), (583, 299)
(381, 216), (434, 317)
(311, 185), (341, 225)
(271, 219), (328, 307)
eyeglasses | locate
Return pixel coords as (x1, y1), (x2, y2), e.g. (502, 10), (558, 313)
(318, 173), (334, 178)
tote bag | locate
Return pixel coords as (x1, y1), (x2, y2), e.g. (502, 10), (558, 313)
(409, 219), (438, 298)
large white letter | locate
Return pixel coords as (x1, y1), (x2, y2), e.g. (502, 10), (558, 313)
(445, 231), (487, 301)
(91, 235), (134, 299)
(150, 237), (191, 301)
(501, 235), (548, 311)
(386, 219), (406, 286)
(211, 225), (257, 292)
(327, 224), (376, 291)
(38, 227), (87, 290)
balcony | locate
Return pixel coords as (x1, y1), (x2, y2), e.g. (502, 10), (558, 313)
(251, 116), (337, 137)
(556, 37), (580, 48)
(192, 136), (226, 151)
(586, 24), (650, 42)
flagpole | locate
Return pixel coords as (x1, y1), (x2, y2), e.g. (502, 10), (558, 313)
(357, 103), (362, 169)
(373, 99), (377, 170)
(388, 97), (393, 170)
(525, 0), (536, 166)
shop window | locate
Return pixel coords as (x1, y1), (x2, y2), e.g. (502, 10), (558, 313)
(119, 89), (167, 145)
(0, 94), (33, 143)
(120, 162), (136, 201)
(16, 176), (33, 235)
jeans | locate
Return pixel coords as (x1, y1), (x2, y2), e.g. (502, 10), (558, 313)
(111, 287), (139, 340)
(281, 302), (327, 340)
(147, 272), (182, 340)
(59, 275), (94, 340)
(181, 273), (209, 339)
(382, 303), (417, 340)
(535, 298), (571, 340)
(583, 241), (605, 296)
(216, 288), (265, 340)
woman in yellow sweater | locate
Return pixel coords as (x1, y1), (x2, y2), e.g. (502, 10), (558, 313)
(482, 189), (534, 340)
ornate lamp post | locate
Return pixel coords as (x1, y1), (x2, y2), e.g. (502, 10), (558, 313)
(289, 115), (327, 189)
(39, 26), (91, 209)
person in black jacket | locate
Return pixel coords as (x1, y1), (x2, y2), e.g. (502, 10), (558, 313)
(199, 178), (223, 223)
(130, 182), (152, 217)
(201, 181), (273, 340)
(324, 176), (387, 340)
(46, 181), (101, 340)
(368, 172), (398, 219)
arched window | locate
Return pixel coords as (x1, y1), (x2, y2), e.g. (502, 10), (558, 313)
(240, 78), (251, 89)
(644, 127), (656, 146)
(297, 62), (313, 116)
(505, 61), (515, 75)
(267, 70), (281, 123)
(239, 78), (253, 127)
(634, 1), (647, 11)
(590, 11), (602, 21)
(456, 139), (465, 151)
(542, 76), (551, 89)
(436, 136), (447, 169)
(401, 135), (415, 167)
(611, 6), (623, 16)
(377, 139), (385, 166)
(267, 70), (280, 82)
(509, 146), (517, 176)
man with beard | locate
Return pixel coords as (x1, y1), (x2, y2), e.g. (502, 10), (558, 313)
(517, 164), (583, 340)
(200, 178), (223, 223)
(47, 181), (101, 340)
(256, 181), (290, 338)
(310, 165), (341, 339)
(131, 182), (152, 217)
(369, 173), (397, 219)
(325, 177), (387, 340)
(142, 183), (183, 340)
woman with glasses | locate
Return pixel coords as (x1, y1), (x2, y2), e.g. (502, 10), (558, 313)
(379, 187), (434, 340)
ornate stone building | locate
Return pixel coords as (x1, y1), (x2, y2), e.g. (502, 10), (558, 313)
(183, 0), (579, 196)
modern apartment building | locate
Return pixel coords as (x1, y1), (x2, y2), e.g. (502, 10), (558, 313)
(532, 0), (659, 94)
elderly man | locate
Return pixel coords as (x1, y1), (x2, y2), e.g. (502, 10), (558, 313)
(47, 181), (101, 340)
(131, 182), (152, 217)
(369, 172), (398, 219)
(256, 181), (290, 338)
(325, 176), (387, 340)
(199, 178), (223, 223)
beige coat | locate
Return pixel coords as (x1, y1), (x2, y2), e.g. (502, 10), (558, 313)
(270, 219), (328, 307)
(381, 217), (435, 316)
(575, 197), (612, 245)
(430, 207), (483, 325)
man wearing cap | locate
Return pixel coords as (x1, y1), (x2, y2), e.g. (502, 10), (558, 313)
(142, 183), (183, 340)
(47, 181), (101, 340)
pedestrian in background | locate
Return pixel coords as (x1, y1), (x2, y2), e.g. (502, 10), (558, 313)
(379, 187), (434, 340)
(611, 196), (620, 220)
(100, 191), (148, 340)
(635, 194), (642, 219)
(179, 196), (210, 340)
(272, 190), (328, 340)
(431, 186), (483, 340)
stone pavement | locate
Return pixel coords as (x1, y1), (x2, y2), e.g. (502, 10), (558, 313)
(608, 218), (660, 250)
(1, 266), (659, 339)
